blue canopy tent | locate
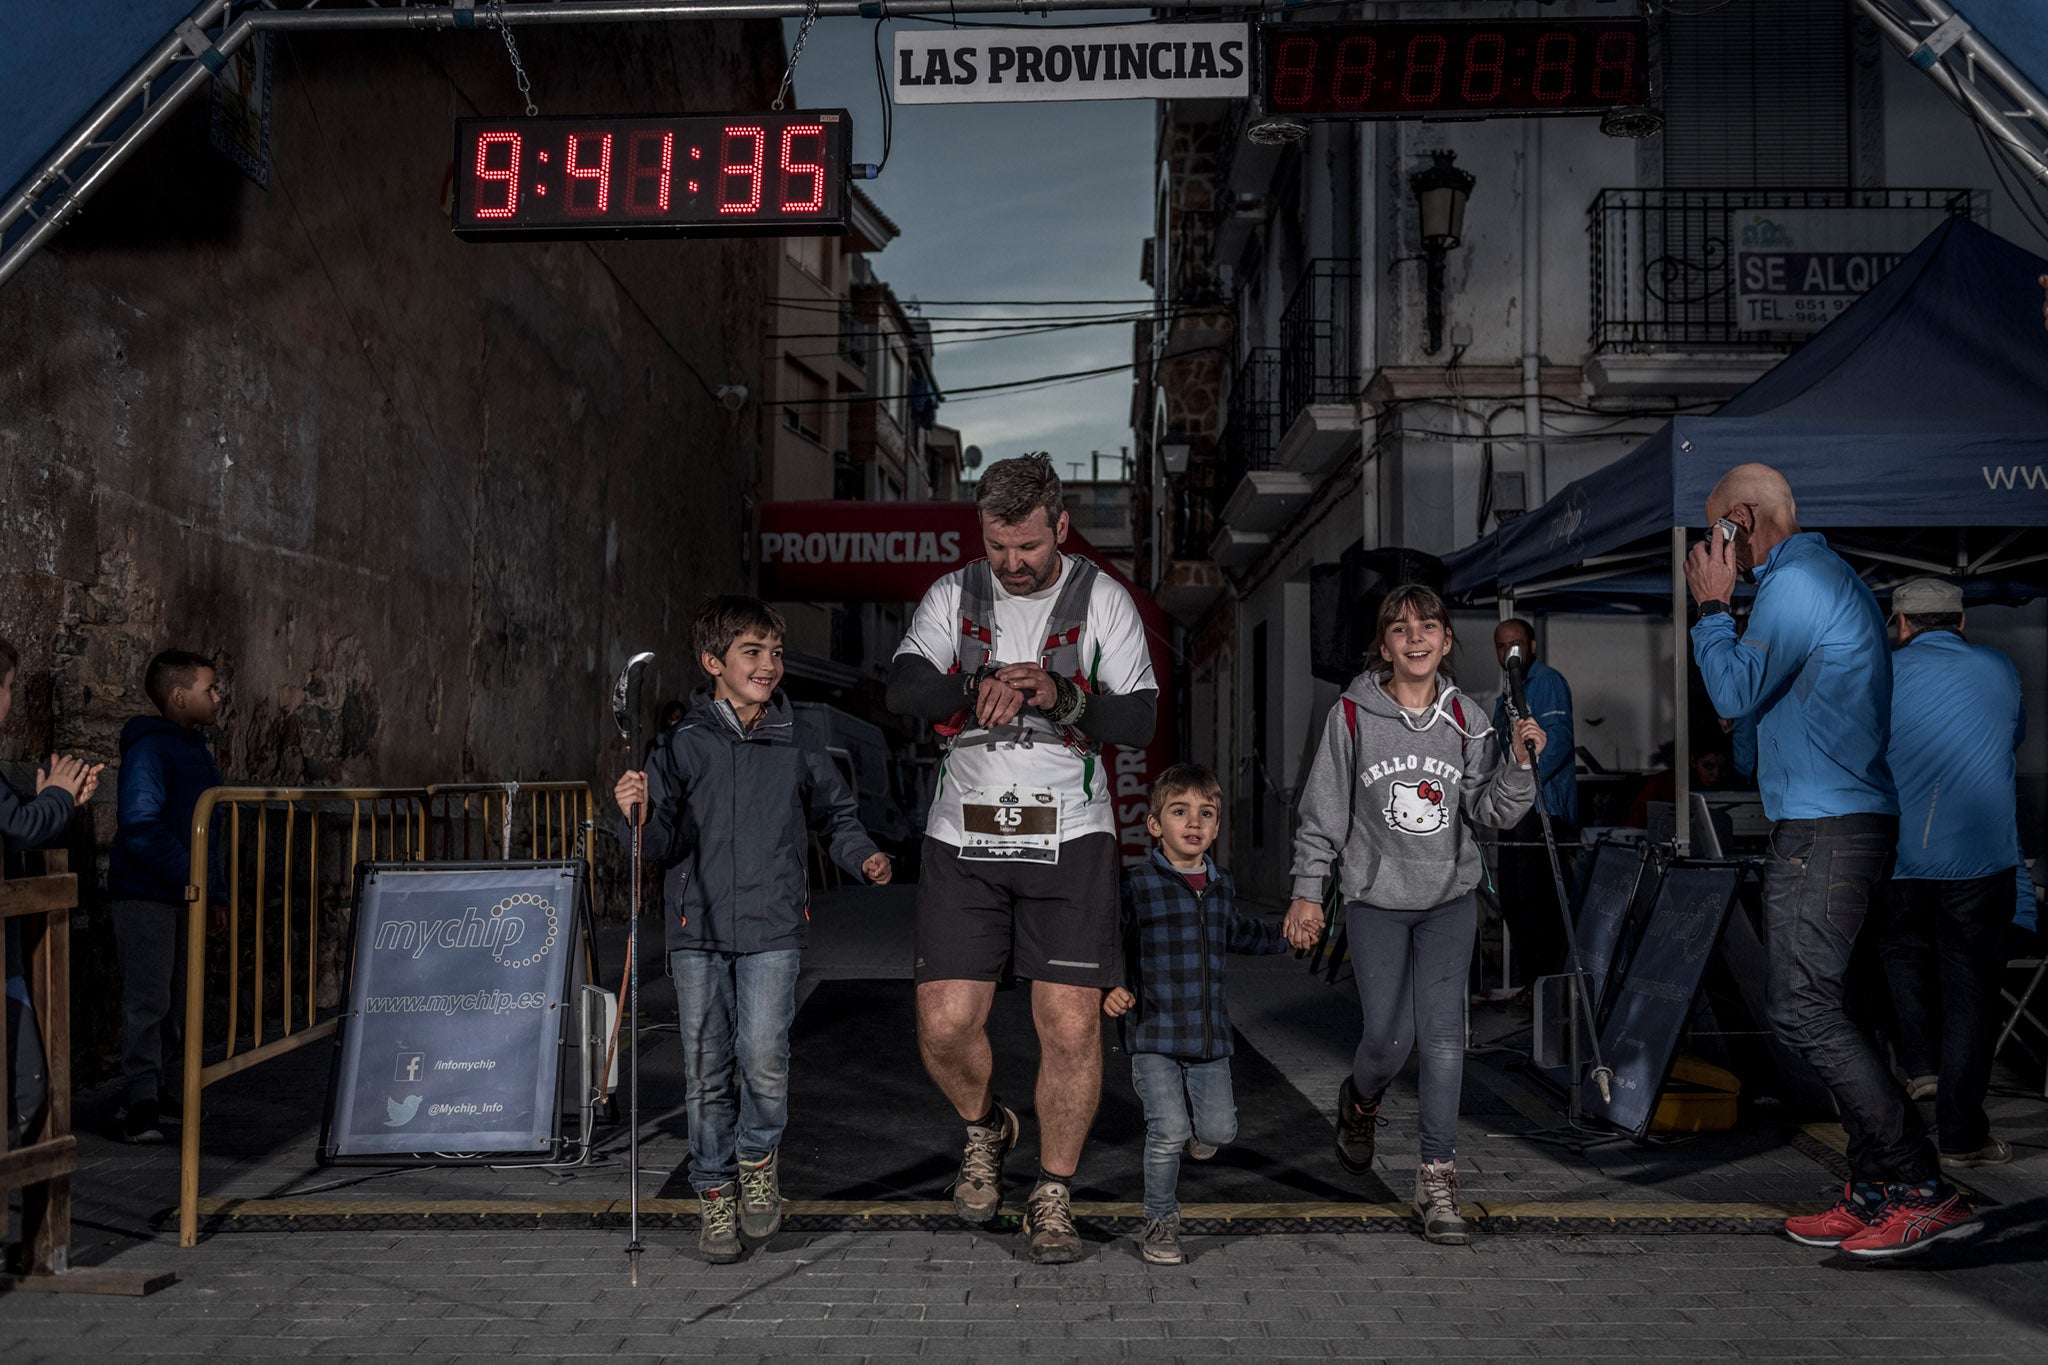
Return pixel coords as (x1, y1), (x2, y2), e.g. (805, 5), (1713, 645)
(1443, 216), (2048, 847)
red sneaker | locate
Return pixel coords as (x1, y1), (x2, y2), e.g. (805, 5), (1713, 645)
(1784, 1183), (1883, 1248)
(1839, 1187), (1979, 1260)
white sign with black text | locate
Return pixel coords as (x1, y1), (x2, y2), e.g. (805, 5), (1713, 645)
(1733, 208), (1952, 334)
(891, 24), (1250, 104)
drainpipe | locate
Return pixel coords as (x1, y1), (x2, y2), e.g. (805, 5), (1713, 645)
(1358, 121), (1380, 545)
(1521, 119), (1545, 509)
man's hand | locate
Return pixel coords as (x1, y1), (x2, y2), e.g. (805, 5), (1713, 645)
(974, 674), (1027, 729)
(614, 771), (649, 825)
(1684, 533), (1738, 606)
(1103, 986), (1136, 1018)
(1511, 717), (1547, 768)
(1283, 897), (1327, 950)
(862, 851), (893, 885)
(993, 662), (1058, 710)
(36, 754), (100, 804)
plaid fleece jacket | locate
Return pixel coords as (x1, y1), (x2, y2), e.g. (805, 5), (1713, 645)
(1120, 849), (1288, 1060)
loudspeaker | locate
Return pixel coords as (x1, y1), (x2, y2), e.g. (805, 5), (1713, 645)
(1309, 545), (1448, 684)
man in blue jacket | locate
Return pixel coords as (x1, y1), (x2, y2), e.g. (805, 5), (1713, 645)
(1877, 577), (2024, 1171)
(1687, 464), (1970, 1260)
(1490, 618), (1578, 981)
(109, 649), (225, 1144)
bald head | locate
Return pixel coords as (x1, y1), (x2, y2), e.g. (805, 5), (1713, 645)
(1706, 463), (1796, 523)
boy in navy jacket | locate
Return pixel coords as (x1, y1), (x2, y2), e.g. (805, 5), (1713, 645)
(615, 596), (890, 1264)
(109, 649), (224, 1143)
(1104, 763), (1284, 1265)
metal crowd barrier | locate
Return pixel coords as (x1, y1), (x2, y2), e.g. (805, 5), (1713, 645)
(176, 782), (597, 1247)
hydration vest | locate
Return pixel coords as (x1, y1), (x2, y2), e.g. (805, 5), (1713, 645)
(934, 554), (1103, 760)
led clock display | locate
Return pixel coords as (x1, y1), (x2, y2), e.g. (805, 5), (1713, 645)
(1261, 19), (1647, 118)
(451, 111), (850, 241)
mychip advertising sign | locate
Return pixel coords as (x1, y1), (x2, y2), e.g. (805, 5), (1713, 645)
(322, 862), (586, 1162)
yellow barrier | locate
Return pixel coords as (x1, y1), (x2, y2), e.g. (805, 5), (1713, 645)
(177, 782), (598, 1248)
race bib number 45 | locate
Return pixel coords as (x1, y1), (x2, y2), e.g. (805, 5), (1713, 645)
(958, 790), (1060, 864)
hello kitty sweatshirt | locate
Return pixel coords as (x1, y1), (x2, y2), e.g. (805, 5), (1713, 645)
(1289, 671), (1534, 912)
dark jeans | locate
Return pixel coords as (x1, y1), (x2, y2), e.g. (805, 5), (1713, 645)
(1763, 815), (1937, 1184)
(1878, 871), (2015, 1154)
(1348, 893), (1478, 1163)
(114, 899), (189, 1106)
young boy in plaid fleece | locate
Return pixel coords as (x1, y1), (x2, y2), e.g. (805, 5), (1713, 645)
(1103, 763), (1286, 1265)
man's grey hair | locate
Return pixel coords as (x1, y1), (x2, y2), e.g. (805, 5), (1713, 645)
(975, 452), (1066, 529)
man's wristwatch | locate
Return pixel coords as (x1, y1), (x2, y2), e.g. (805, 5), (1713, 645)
(1696, 599), (1731, 618)
(963, 663), (1000, 703)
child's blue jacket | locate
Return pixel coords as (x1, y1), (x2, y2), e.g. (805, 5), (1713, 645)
(1119, 848), (1285, 1061)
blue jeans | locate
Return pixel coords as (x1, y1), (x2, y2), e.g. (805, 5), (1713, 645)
(670, 948), (803, 1193)
(1130, 1052), (1237, 1220)
(1348, 893), (1477, 1163)
(1763, 816), (1937, 1184)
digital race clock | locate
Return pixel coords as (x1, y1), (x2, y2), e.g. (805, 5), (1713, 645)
(451, 111), (851, 241)
(1261, 18), (1647, 119)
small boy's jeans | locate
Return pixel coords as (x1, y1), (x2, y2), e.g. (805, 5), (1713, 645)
(670, 947), (802, 1194)
(1130, 1052), (1237, 1220)
(114, 899), (187, 1106)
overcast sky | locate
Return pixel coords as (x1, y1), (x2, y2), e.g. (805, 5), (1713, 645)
(786, 14), (1153, 482)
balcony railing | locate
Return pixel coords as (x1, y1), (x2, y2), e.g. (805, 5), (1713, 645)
(1588, 188), (1979, 354)
(1279, 259), (1360, 418)
(840, 304), (870, 369)
(1216, 347), (1285, 498)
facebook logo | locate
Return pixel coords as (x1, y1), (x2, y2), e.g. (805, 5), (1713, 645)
(394, 1052), (425, 1083)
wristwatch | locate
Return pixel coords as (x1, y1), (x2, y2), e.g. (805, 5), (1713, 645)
(1697, 599), (1731, 618)
(963, 663), (1000, 703)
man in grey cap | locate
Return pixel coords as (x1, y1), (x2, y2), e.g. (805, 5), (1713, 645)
(1879, 576), (2025, 1170)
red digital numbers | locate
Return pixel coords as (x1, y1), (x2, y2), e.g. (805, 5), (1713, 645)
(1531, 32), (1578, 103)
(1592, 30), (1638, 103)
(1460, 32), (1506, 104)
(779, 124), (827, 213)
(473, 132), (521, 218)
(1330, 36), (1377, 110)
(1258, 19), (1640, 117)
(1271, 35), (1317, 108)
(718, 125), (766, 215)
(565, 132), (613, 216)
(627, 130), (674, 214)
(1401, 34), (1448, 105)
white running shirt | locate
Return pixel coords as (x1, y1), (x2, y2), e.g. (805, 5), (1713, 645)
(897, 555), (1156, 847)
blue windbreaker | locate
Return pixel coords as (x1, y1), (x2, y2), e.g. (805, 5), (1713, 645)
(1889, 630), (2024, 881)
(1492, 659), (1579, 825)
(1689, 533), (1897, 822)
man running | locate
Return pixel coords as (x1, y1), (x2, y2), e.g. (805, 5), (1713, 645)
(887, 453), (1159, 1263)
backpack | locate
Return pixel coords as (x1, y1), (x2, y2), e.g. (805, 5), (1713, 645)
(932, 554), (1104, 760)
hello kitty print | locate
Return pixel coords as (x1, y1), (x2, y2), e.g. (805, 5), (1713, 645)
(1384, 779), (1451, 836)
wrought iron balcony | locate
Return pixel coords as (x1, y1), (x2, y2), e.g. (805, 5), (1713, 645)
(1216, 347), (1285, 496)
(1588, 187), (1978, 355)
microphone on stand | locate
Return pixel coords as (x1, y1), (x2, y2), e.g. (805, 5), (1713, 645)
(1504, 644), (1537, 769)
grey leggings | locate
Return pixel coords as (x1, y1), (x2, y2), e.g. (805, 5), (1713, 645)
(1347, 892), (1477, 1163)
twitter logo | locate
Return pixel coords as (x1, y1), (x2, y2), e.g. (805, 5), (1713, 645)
(385, 1095), (423, 1127)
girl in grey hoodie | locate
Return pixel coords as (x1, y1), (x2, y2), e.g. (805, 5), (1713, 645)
(1282, 585), (1544, 1244)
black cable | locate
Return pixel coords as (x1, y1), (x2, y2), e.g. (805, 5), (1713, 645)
(871, 17), (894, 177)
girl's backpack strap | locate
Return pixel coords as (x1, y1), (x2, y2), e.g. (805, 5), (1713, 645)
(1342, 696), (1358, 738)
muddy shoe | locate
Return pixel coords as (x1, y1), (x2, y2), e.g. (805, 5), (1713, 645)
(1184, 1139), (1219, 1161)
(951, 1104), (1020, 1223)
(697, 1181), (744, 1264)
(1139, 1213), (1186, 1266)
(1415, 1160), (1470, 1245)
(738, 1151), (783, 1241)
(1334, 1078), (1385, 1175)
(1022, 1179), (1083, 1264)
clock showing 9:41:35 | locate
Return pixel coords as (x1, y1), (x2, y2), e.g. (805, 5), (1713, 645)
(451, 110), (851, 241)
(1261, 18), (1647, 119)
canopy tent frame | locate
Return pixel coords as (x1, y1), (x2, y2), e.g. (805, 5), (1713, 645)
(1857, 0), (2048, 189)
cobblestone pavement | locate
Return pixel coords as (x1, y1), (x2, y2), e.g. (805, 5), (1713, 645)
(5, 887), (2045, 1362)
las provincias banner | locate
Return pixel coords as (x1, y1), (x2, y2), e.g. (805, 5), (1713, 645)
(892, 24), (1250, 105)
(758, 500), (1175, 868)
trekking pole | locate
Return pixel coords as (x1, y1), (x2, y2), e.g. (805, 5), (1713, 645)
(1502, 645), (1614, 1105)
(611, 651), (654, 1285)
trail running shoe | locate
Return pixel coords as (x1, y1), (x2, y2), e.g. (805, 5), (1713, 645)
(1840, 1185), (1980, 1260)
(697, 1181), (744, 1264)
(951, 1104), (1020, 1223)
(737, 1150), (783, 1241)
(1907, 1074), (1938, 1102)
(1139, 1213), (1186, 1265)
(1334, 1077), (1385, 1175)
(1184, 1139), (1219, 1161)
(1783, 1182), (1884, 1249)
(1415, 1160), (1470, 1245)
(1022, 1179), (1083, 1264)
(1940, 1137), (2013, 1170)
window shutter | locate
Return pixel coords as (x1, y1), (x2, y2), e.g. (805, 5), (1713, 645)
(1662, 0), (1851, 186)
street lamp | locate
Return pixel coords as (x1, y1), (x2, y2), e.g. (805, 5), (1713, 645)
(1408, 150), (1475, 356)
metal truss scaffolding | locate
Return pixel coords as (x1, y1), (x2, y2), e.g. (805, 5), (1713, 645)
(1856, 0), (2048, 190)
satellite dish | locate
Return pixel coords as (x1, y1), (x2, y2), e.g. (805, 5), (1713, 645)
(964, 445), (983, 470)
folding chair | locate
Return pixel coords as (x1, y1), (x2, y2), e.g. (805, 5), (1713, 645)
(1994, 954), (2048, 1100)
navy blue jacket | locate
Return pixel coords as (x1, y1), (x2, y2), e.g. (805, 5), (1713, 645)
(109, 717), (225, 904)
(1492, 659), (1579, 825)
(1691, 533), (1898, 822)
(1120, 849), (1286, 1061)
(619, 686), (879, 954)
(4, 774), (78, 977)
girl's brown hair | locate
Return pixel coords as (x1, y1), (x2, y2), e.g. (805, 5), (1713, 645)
(1366, 584), (1455, 680)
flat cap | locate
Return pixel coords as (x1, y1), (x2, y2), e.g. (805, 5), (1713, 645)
(1891, 576), (1963, 616)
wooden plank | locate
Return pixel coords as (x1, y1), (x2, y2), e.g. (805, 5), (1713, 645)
(0, 874), (77, 921)
(0, 1267), (177, 1296)
(0, 1137), (77, 1192)
(19, 897), (73, 1274)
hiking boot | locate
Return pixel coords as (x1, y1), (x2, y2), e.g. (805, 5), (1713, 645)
(1783, 1181), (1885, 1249)
(950, 1104), (1019, 1223)
(737, 1151), (783, 1241)
(1940, 1137), (2013, 1170)
(1184, 1138), (1218, 1162)
(1415, 1160), (1469, 1245)
(1022, 1179), (1084, 1265)
(1334, 1077), (1385, 1175)
(119, 1099), (165, 1145)
(696, 1181), (744, 1264)
(1840, 1184), (1980, 1260)
(1906, 1074), (1938, 1102)
(1139, 1213), (1185, 1265)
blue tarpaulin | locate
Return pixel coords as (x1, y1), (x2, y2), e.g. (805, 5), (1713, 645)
(1445, 218), (2048, 600)
(1952, 1), (2048, 103)
(0, 2), (198, 210)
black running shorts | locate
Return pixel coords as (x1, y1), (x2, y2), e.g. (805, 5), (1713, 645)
(913, 832), (1123, 989)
